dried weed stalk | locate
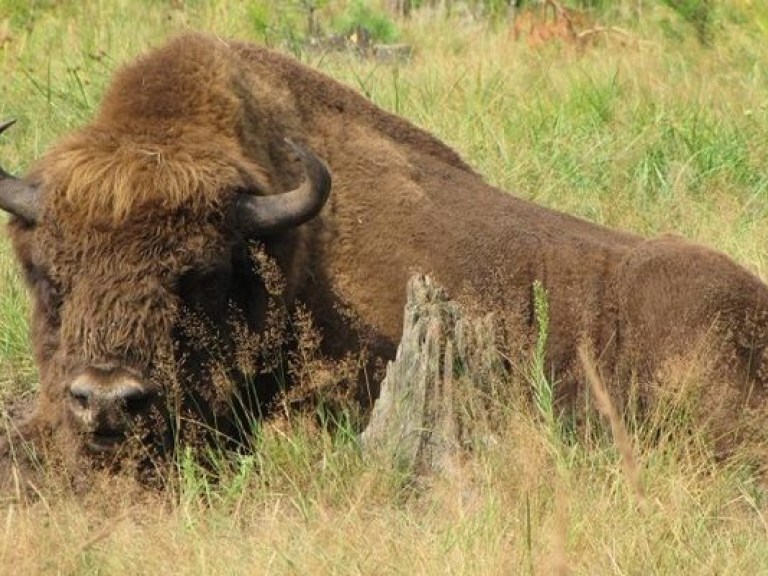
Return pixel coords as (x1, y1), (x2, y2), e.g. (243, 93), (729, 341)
(579, 343), (645, 503)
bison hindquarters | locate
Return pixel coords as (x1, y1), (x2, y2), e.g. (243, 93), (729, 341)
(615, 236), (768, 457)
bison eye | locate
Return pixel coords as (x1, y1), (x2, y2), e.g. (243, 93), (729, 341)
(176, 264), (231, 316)
(26, 266), (62, 318)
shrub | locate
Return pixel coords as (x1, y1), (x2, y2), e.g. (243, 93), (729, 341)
(333, 0), (400, 43)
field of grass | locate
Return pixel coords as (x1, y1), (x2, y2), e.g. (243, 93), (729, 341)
(2, 0), (768, 573)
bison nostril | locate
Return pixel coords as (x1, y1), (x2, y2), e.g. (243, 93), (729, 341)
(121, 387), (151, 416)
(69, 384), (92, 410)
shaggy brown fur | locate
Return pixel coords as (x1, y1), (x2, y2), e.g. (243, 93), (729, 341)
(4, 33), (768, 473)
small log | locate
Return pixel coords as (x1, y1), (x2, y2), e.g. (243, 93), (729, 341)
(361, 274), (505, 476)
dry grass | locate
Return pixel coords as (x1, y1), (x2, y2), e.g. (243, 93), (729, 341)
(579, 344), (644, 504)
(1, 0), (768, 574)
(3, 410), (764, 575)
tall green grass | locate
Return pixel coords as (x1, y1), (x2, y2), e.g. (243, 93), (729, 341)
(1, 1), (768, 573)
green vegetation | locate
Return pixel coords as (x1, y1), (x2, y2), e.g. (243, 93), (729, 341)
(334, 0), (400, 42)
(529, 280), (558, 434)
(2, 0), (768, 573)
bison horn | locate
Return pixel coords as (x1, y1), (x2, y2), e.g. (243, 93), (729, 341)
(234, 139), (331, 236)
(0, 119), (40, 224)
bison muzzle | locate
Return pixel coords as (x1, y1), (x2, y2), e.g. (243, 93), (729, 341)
(67, 367), (153, 453)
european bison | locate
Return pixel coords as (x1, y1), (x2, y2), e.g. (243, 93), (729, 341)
(1, 33), (768, 466)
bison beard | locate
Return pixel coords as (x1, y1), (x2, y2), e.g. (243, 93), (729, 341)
(1, 33), (768, 479)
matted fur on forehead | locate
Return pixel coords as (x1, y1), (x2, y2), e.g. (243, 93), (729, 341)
(32, 33), (263, 224)
(37, 129), (251, 223)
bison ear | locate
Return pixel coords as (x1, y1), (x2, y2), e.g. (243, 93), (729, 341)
(232, 139), (331, 237)
(0, 119), (40, 224)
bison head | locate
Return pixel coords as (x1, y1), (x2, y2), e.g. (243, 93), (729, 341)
(0, 116), (331, 457)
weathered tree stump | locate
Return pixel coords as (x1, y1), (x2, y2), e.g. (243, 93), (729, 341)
(361, 274), (505, 476)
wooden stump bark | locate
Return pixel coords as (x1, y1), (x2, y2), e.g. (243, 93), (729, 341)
(361, 274), (505, 476)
